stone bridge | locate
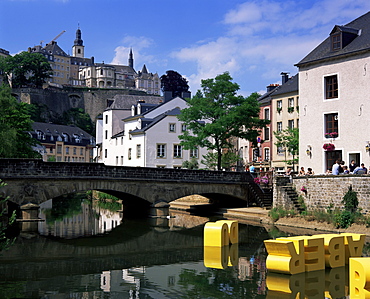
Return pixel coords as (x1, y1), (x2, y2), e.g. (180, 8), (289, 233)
(0, 159), (270, 209)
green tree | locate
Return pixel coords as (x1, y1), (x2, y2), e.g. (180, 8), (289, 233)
(0, 180), (16, 252)
(62, 108), (94, 135)
(178, 72), (268, 171)
(0, 85), (40, 158)
(274, 127), (299, 171)
(0, 52), (52, 88)
(160, 70), (189, 98)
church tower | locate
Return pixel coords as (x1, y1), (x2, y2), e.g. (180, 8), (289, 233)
(128, 48), (134, 69)
(72, 27), (84, 58)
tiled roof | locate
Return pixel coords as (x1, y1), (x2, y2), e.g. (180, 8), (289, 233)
(296, 11), (370, 67)
(272, 74), (299, 96)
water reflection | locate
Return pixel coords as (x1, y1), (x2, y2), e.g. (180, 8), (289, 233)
(0, 194), (355, 298)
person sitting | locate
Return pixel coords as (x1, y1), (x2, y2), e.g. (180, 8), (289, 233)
(349, 160), (357, 173)
(306, 168), (314, 175)
(342, 165), (350, 174)
(285, 167), (292, 176)
(353, 163), (367, 174)
(298, 167), (305, 176)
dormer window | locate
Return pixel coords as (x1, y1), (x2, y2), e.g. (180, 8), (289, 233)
(332, 33), (341, 51)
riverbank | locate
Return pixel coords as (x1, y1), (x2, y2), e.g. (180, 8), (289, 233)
(170, 199), (370, 239)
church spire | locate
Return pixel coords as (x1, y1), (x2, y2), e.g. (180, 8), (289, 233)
(128, 48), (134, 69)
(72, 25), (84, 58)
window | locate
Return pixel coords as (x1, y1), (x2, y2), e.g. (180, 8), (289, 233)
(121, 156), (123, 165)
(173, 145), (182, 158)
(105, 130), (108, 139)
(116, 156), (118, 165)
(80, 148), (83, 156)
(157, 144), (166, 158)
(332, 33), (341, 51)
(264, 127), (270, 140)
(264, 148), (270, 161)
(190, 148), (198, 158)
(277, 146), (285, 156)
(277, 100), (282, 109)
(325, 75), (338, 99)
(128, 148), (132, 160)
(325, 113), (339, 137)
(277, 122), (282, 132)
(169, 123), (176, 132)
(104, 149), (107, 158)
(136, 144), (141, 158)
(105, 115), (108, 124)
(66, 147), (69, 154)
(57, 145), (62, 154)
(264, 108), (270, 120)
(73, 147), (77, 155)
(288, 98), (294, 107)
(181, 124), (187, 132)
(288, 120), (294, 129)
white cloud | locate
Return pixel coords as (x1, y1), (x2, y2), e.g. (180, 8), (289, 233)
(172, 0), (370, 93)
(111, 35), (156, 70)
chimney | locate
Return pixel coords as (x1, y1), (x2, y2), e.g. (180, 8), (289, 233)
(181, 91), (191, 99)
(163, 91), (173, 102)
(281, 72), (289, 84)
(266, 84), (279, 92)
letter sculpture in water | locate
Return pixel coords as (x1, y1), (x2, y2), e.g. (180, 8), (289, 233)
(203, 220), (238, 269)
(264, 233), (365, 275)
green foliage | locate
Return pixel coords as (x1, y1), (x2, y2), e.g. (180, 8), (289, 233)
(201, 151), (240, 171)
(334, 210), (354, 229)
(0, 85), (40, 158)
(0, 52), (52, 88)
(61, 108), (94, 134)
(43, 193), (83, 223)
(297, 195), (307, 213)
(178, 72), (268, 170)
(342, 185), (358, 212)
(182, 157), (199, 169)
(274, 127), (299, 170)
(268, 206), (295, 222)
(0, 180), (16, 252)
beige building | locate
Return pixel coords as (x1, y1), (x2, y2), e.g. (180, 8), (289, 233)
(30, 122), (95, 162)
(270, 73), (299, 172)
(297, 11), (370, 174)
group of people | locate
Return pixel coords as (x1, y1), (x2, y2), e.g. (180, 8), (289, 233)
(330, 160), (368, 175)
(298, 167), (315, 176)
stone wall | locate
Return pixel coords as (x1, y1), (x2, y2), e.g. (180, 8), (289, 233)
(288, 175), (370, 214)
(12, 87), (151, 123)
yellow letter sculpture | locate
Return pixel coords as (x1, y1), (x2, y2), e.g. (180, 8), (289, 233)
(350, 257), (370, 298)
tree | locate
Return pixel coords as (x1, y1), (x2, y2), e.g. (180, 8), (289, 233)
(160, 70), (189, 98)
(0, 52), (52, 88)
(178, 72), (269, 171)
(61, 108), (94, 135)
(0, 85), (40, 158)
(274, 127), (299, 170)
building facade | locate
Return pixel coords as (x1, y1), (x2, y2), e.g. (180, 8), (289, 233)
(97, 95), (209, 168)
(270, 73), (299, 173)
(28, 28), (160, 94)
(30, 122), (95, 162)
(297, 11), (370, 174)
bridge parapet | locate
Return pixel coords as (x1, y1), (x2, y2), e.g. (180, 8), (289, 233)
(0, 159), (248, 183)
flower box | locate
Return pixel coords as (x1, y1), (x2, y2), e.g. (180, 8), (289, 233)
(325, 132), (338, 138)
(323, 143), (335, 151)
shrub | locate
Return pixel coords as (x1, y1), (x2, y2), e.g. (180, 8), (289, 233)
(342, 185), (358, 212)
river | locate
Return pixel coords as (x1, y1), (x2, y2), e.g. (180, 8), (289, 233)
(0, 195), (354, 298)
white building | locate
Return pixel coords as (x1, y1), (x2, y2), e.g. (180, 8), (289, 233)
(97, 95), (209, 168)
(297, 11), (370, 173)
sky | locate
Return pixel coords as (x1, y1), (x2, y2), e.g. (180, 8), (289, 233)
(1, 0), (370, 96)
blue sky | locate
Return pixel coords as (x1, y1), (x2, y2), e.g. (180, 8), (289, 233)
(1, 0), (370, 96)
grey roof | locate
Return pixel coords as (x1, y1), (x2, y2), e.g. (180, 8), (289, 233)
(107, 94), (163, 110)
(131, 107), (181, 134)
(296, 11), (370, 67)
(44, 41), (68, 57)
(30, 122), (94, 146)
(271, 74), (299, 96)
(257, 86), (279, 106)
